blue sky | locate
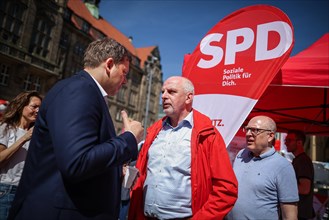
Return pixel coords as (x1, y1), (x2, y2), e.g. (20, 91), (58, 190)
(99, 0), (329, 81)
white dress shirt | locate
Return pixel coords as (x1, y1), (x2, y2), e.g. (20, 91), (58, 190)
(144, 111), (193, 219)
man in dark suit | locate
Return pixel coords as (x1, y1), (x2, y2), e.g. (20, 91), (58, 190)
(8, 38), (144, 220)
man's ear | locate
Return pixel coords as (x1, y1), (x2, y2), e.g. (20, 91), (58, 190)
(186, 92), (193, 104)
(268, 132), (275, 143)
(106, 58), (114, 70)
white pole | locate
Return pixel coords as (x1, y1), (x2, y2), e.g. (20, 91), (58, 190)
(144, 67), (153, 139)
(143, 57), (157, 140)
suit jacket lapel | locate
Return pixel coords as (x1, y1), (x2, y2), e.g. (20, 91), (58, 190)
(78, 70), (116, 137)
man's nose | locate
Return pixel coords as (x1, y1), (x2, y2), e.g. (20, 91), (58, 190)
(161, 91), (168, 98)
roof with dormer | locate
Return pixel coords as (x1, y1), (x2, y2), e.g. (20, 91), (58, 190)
(67, 0), (157, 68)
(136, 46), (157, 69)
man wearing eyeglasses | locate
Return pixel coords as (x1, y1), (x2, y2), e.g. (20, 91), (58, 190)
(227, 115), (298, 220)
(285, 130), (314, 220)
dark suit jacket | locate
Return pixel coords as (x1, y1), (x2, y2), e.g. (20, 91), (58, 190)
(8, 70), (138, 220)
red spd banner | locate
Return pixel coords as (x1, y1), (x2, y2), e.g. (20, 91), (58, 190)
(182, 5), (294, 146)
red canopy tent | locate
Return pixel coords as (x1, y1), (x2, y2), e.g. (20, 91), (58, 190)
(246, 33), (329, 135)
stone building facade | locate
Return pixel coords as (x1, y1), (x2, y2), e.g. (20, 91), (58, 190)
(0, 0), (163, 133)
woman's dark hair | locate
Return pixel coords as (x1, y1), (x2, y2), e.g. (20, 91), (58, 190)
(0, 91), (42, 132)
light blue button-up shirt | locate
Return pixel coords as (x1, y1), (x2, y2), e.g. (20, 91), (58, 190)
(144, 112), (193, 219)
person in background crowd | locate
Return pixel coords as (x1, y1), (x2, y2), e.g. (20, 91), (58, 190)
(285, 130), (315, 220)
(119, 140), (144, 220)
(0, 99), (9, 119)
(0, 91), (42, 220)
(119, 163), (132, 220)
(227, 115), (299, 220)
(8, 38), (144, 220)
(129, 76), (238, 220)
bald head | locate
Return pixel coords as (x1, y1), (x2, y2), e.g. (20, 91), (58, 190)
(245, 115), (276, 156)
(166, 76), (195, 95)
(249, 115), (277, 132)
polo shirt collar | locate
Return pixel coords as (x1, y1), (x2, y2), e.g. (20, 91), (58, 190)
(250, 147), (276, 160)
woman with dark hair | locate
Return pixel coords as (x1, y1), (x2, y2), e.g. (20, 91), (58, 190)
(0, 91), (42, 219)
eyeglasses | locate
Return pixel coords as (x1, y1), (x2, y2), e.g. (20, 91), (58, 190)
(28, 104), (40, 111)
(243, 126), (273, 135)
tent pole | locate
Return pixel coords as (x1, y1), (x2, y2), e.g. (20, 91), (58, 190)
(310, 135), (317, 161)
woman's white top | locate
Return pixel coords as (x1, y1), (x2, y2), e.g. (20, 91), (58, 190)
(0, 123), (30, 186)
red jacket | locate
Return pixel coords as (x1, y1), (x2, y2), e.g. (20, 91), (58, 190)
(128, 110), (238, 220)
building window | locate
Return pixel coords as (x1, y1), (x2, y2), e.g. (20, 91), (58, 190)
(70, 61), (82, 75)
(73, 42), (85, 56)
(63, 8), (72, 21)
(33, 76), (41, 91)
(69, 42), (85, 76)
(0, 0), (26, 45)
(0, 64), (9, 86)
(99, 32), (106, 39)
(23, 74), (41, 91)
(115, 110), (122, 121)
(150, 99), (155, 113)
(131, 72), (142, 85)
(117, 87), (126, 103)
(23, 74), (31, 90)
(129, 91), (137, 107)
(29, 18), (53, 58)
(82, 21), (90, 33)
(59, 32), (70, 49)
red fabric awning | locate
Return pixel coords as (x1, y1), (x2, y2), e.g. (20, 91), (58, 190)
(246, 33), (329, 135)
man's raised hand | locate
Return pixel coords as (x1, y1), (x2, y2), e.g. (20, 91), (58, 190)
(121, 110), (144, 143)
